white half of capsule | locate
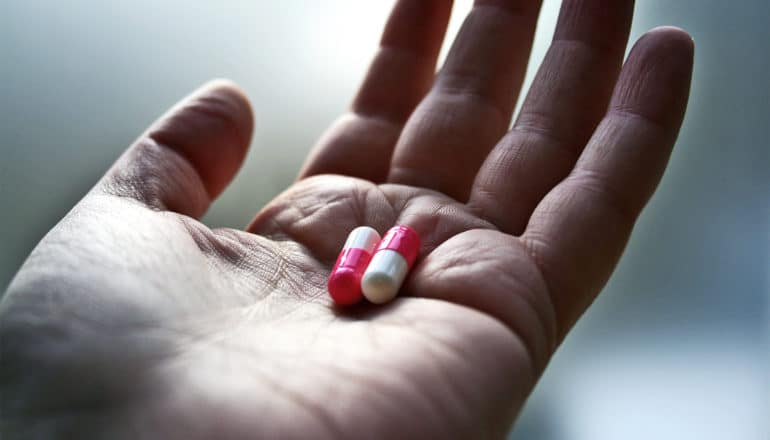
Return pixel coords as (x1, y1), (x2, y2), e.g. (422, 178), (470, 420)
(361, 250), (408, 304)
(342, 226), (380, 251)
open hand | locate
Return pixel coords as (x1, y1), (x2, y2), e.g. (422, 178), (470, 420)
(0, 1), (693, 438)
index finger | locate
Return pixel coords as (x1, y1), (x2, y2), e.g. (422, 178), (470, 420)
(299, 0), (452, 182)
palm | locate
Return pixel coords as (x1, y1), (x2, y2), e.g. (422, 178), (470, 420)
(1, 1), (694, 439)
(9, 176), (532, 438)
(242, 177), (544, 437)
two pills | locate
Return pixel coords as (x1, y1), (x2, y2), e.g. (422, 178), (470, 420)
(328, 225), (420, 306)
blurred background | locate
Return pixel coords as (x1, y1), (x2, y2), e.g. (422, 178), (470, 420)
(0, 0), (767, 438)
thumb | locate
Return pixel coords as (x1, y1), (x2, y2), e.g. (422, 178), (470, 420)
(97, 80), (254, 218)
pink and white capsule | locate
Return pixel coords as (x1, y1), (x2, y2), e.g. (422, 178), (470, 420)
(361, 225), (420, 304)
(327, 226), (381, 306)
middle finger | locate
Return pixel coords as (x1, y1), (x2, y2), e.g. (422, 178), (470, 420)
(469, 0), (635, 234)
(388, 0), (543, 202)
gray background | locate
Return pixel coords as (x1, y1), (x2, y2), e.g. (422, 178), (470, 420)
(1, 1), (767, 438)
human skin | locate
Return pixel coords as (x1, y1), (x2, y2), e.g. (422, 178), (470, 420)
(0, 0), (693, 438)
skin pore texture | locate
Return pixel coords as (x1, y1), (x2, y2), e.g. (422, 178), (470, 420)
(0, 0), (693, 438)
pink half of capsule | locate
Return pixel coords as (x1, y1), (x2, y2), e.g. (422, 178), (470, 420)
(361, 225), (420, 304)
(328, 226), (381, 306)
